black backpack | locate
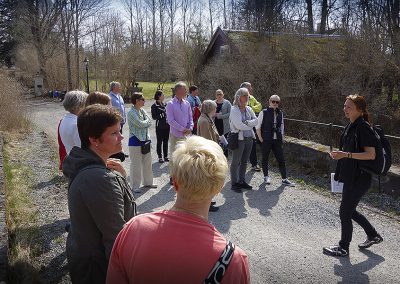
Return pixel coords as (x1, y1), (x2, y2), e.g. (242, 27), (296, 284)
(356, 123), (392, 176)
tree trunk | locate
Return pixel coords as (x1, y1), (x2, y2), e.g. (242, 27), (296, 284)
(208, 0), (213, 37)
(306, 0), (313, 33)
(320, 0), (328, 34)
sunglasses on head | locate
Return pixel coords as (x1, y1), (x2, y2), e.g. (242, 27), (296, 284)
(271, 100), (280, 104)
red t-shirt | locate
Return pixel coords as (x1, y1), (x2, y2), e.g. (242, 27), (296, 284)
(107, 210), (250, 284)
(57, 119), (67, 170)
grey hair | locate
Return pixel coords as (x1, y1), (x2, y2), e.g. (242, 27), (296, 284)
(240, 82), (251, 89)
(109, 81), (121, 92)
(174, 81), (187, 91)
(232, 88), (249, 106)
(270, 94), (281, 102)
(201, 100), (217, 115)
(63, 90), (88, 114)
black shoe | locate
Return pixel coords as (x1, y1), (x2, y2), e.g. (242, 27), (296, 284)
(124, 154), (129, 158)
(211, 201), (216, 205)
(231, 183), (242, 193)
(209, 205), (219, 212)
(239, 181), (253, 189)
(323, 245), (348, 257)
(158, 158), (164, 163)
(169, 177), (173, 185)
(164, 157), (169, 162)
(358, 234), (383, 249)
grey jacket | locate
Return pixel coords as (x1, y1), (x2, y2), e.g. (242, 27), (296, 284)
(63, 147), (136, 284)
(214, 99), (232, 135)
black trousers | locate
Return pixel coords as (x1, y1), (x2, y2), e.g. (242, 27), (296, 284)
(249, 128), (259, 166)
(261, 139), (287, 179)
(339, 171), (377, 250)
(156, 128), (169, 158)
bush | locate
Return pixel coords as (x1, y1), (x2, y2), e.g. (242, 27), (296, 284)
(0, 72), (30, 132)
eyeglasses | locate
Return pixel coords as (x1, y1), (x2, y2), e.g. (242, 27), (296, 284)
(271, 100), (280, 104)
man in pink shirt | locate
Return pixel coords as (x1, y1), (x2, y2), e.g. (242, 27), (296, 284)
(107, 136), (250, 284)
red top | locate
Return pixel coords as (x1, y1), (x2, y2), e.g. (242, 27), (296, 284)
(57, 119), (67, 170)
(107, 210), (250, 284)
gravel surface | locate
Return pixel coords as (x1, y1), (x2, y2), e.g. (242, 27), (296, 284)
(25, 97), (400, 283)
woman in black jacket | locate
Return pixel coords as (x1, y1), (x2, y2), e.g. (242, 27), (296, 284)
(323, 94), (383, 257)
(151, 90), (170, 163)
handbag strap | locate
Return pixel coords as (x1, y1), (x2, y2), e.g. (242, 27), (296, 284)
(204, 241), (235, 284)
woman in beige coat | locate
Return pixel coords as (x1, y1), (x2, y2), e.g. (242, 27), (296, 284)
(197, 100), (221, 212)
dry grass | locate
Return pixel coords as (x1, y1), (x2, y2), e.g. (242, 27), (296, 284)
(3, 134), (41, 283)
(0, 72), (30, 132)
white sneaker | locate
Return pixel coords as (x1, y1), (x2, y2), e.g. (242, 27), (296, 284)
(264, 176), (271, 184)
(282, 178), (295, 187)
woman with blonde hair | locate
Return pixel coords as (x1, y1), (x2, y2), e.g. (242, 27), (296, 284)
(229, 88), (258, 192)
(107, 136), (250, 283)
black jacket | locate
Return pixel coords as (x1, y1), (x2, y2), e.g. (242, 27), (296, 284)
(261, 107), (283, 141)
(334, 117), (374, 184)
(151, 101), (170, 130)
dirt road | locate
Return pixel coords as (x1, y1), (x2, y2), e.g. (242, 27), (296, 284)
(28, 97), (400, 283)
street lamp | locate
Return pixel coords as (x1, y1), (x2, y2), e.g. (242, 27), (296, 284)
(83, 57), (89, 94)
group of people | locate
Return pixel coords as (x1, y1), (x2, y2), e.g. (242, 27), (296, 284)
(56, 80), (383, 283)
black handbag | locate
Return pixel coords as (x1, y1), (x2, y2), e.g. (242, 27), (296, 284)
(141, 140), (151, 155)
(227, 132), (239, 150)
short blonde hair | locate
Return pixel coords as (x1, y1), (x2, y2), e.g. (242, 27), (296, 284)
(201, 100), (217, 115)
(170, 136), (228, 201)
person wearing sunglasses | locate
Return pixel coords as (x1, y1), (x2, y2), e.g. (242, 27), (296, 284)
(256, 95), (295, 187)
(127, 92), (157, 193)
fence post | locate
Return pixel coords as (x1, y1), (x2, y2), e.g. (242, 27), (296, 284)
(329, 123), (333, 152)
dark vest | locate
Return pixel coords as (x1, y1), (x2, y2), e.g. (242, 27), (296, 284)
(261, 108), (283, 141)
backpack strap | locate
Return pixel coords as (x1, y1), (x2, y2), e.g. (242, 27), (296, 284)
(204, 241), (235, 284)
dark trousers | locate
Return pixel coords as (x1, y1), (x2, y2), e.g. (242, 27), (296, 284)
(249, 139), (258, 166)
(156, 128), (169, 158)
(261, 139), (287, 179)
(339, 172), (377, 250)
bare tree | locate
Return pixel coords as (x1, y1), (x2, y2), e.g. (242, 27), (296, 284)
(18, 0), (64, 84)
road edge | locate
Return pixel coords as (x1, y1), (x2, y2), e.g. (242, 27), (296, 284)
(0, 134), (8, 282)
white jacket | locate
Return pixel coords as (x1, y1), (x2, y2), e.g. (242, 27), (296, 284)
(229, 105), (258, 140)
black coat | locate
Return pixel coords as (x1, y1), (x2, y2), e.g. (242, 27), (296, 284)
(151, 102), (170, 130)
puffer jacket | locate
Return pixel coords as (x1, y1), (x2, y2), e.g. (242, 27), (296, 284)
(63, 146), (136, 284)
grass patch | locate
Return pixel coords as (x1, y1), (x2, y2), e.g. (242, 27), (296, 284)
(89, 80), (177, 100)
(4, 135), (41, 283)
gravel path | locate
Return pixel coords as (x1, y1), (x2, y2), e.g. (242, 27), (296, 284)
(26, 97), (400, 283)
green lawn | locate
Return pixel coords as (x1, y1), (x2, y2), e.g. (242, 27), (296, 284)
(88, 80), (176, 100)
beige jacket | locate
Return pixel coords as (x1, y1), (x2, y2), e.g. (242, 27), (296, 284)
(197, 113), (219, 143)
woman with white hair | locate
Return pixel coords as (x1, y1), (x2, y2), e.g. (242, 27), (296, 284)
(58, 90), (88, 169)
(229, 88), (258, 192)
(256, 95), (295, 187)
(197, 99), (222, 212)
(107, 136), (250, 283)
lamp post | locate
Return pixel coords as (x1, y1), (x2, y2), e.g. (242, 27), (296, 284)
(83, 57), (89, 94)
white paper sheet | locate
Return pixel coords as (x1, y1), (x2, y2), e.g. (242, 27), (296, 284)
(219, 135), (228, 146)
(331, 173), (343, 193)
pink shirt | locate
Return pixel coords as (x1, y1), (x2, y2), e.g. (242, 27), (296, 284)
(107, 210), (250, 284)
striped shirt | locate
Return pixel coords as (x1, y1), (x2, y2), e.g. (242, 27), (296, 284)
(127, 107), (151, 143)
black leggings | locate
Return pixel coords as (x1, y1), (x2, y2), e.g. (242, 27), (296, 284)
(339, 171), (378, 250)
(261, 139), (287, 179)
(156, 128), (169, 158)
